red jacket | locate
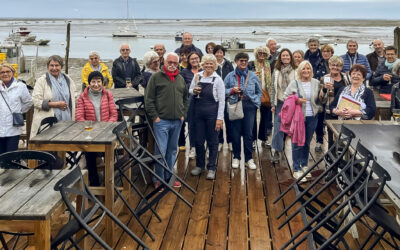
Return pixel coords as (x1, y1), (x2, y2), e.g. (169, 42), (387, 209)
(75, 87), (118, 122)
(279, 94), (305, 146)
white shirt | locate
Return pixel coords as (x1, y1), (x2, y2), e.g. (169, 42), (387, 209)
(301, 81), (313, 117)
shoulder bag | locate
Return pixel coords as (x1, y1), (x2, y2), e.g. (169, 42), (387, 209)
(228, 73), (249, 121)
(0, 90), (24, 127)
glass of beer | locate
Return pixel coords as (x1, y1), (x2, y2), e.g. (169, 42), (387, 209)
(392, 109), (400, 125)
(126, 77), (132, 88)
(85, 120), (93, 139)
(195, 83), (201, 99)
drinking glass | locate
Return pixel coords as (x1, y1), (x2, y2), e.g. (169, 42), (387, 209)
(392, 109), (400, 125)
(126, 77), (132, 88)
(85, 120), (93, 139)
(195, 84), (201, 99)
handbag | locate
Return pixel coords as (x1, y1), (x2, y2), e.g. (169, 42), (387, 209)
(261, 89), (271, 107)
(228, 73), (249, 121)
(0, 91), (25, 127)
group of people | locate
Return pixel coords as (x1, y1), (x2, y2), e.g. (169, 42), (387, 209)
(0, 31), (399, 186)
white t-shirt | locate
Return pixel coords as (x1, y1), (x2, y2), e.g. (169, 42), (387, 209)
(301, 81), (313, 117)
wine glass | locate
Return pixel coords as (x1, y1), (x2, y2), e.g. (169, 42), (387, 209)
(84, 120), (93, 139)
(392, 109), (400, 125)
(126, 77), (132, 88)
(195, 83), (201, 99)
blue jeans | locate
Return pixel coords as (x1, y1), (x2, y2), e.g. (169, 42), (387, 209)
(153, 119), (182, 182)
(271, 101), (285, 152)
(292, 115), (318, 171)
(230, 100), (257, 162)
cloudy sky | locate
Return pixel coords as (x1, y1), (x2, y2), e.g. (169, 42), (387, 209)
(3, 0), (400, 19)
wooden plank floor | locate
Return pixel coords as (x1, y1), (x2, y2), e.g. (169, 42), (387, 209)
(1, 128), (396, 249)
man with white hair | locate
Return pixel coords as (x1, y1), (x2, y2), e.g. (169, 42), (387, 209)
(154, 43), (166, 67)
(367, 39), (385, 74)
(341, 39), (372, 79)
(112, 43), (142, 89)
(145, 52), (188, 188)
(81, 51), (113, 90)
(266, 38), (279, 72)
(174, 32), (203, 57)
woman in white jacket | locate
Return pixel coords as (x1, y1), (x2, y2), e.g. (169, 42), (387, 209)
(0, 63), (32, 154)
(31, 55), (76, 138)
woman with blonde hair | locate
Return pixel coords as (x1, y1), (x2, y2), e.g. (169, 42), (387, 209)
(0, 63), (32, 153)
(189, 54), (225, 180)
(248, 45), (272, 147)
(293, 50), (304, 68)
(284, 60), (322, 179)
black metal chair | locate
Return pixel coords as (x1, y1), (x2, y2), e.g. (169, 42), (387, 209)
(0, 150), (56, 169)
(112, 121), (196, 217)
(279, 141), (375, 249)
(36, 117), (82, 168)
(274, 125), (356, 211)
(51, 166), (149, 250)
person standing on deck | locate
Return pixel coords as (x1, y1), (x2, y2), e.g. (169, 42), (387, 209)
(341, 40), (372, 80)
(175, 32), (203, 58)
(367, 39), (385, 75)
(304, 38), (323, 76)
(112, 43), (143, 90)
(266, 38), (279, 73)
(145, 52), (188, 189)
(154, 43), (166, 68)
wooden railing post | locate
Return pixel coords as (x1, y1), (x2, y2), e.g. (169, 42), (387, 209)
(395, 27), (400, 57)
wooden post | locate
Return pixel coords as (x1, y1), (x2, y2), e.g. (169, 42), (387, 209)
(395, 27), (400, 58)
(65, 21), (71, 74)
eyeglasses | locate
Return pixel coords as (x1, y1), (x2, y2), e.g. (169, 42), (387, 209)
(190, 57), (200, 61)
(121, 49), (130, 52)
(329, 64), (342, 68)
(238, 59), (248, 63)
(0, 70), (12, 74)
(258, 52), (268, 56)
(167, 61), (178, 65)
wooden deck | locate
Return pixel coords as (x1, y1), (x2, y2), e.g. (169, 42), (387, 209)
(1, 133), (393, 249)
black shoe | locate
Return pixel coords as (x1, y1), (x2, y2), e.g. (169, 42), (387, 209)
(271, 152), (280, 163)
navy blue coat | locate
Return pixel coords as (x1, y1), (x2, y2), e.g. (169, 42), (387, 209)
(370, 62), (400, 94)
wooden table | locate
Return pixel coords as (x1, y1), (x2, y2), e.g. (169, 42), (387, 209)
(0, 168), (78, 250)
(110, 87), (143, 104)
(326, 119), (400, 211)
(28, 121), (128, 247)
(373, 88), (391, 120)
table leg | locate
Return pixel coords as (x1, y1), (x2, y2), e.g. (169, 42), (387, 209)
(104, 143), (115, 247)
(34, 219), (50, 250)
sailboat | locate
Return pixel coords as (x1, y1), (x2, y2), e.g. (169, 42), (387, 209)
(112, 0), (138, 37)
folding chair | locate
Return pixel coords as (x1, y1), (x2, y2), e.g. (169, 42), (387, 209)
(274, 125), (356, 213)
(290, 159), (391, 250)
(36, 117), (83, 169)
(112, 121), (196, 218)
(51, 166), (149, 250)
(279, 141), (374, 250)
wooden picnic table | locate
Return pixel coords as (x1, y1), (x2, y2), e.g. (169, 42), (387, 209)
(28, 121), (130, 247)
(0, 168), (79, 250)
(110, 87), (143, 104)
(326, 119), (400, 212)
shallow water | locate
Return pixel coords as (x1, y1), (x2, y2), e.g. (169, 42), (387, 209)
(0, 19), (397, 60)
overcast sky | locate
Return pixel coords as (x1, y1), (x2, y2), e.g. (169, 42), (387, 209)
(3, 0), (400, 19)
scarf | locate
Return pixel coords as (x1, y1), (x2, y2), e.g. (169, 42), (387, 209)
(281, 65), (293, 90)
(49, 73), (71, 121)
(3, 77), (15, 88)
(385, 58), (399, 70)
(235, 67), (248, 79)
(163, 66), (179, 82)
(339, 84), (366, 120)
(254, 60), (272, 90)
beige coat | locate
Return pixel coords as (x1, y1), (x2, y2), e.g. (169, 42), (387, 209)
(30, 73), (76, 138)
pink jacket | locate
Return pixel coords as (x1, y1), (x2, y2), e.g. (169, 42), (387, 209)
(279, 94), (305, 146)
(75, 87), (118, 122)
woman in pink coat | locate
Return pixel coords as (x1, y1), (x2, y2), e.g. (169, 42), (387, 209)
(76, 71), (117, 185)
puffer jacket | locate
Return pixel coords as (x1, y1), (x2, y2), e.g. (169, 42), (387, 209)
(75, 87), (117, 122)
(0, 79), (32, 137)
(81, 62), (114, 89)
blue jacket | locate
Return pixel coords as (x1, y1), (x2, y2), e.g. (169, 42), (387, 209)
(370, 62), (400, 94)
(224, 70), (262, 108)
(304, 49), (323, 76)
(315, 59), (329, 80)
(341, 52), (372, 80)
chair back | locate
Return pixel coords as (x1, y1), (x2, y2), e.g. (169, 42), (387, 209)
(0, 150), (56, 169)
(115, 96), (145, 123)
(325, 124), (356, 166)
(37, 116), (58, 135)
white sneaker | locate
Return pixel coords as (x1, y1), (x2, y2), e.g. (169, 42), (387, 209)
(232, 158), (240, 169)
(302, 166), (312, 178)
(245, 159), (257, 170)
(189, 147), (196, 159)
(293, 171), (304, 180)
(228, 143), (233, 152)
(218, 143), (223, 152)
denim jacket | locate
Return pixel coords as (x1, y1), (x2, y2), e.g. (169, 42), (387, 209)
(224, 70), (262, 108)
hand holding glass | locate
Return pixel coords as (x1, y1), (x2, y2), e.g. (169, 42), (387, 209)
(126, 77), (132, 88)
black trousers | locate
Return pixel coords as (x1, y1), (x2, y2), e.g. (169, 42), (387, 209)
(195, 116), (219, 170)
(84, 152), (101, 186)
(0, 135), (19, 154)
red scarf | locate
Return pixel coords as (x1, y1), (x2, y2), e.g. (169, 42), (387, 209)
(163, 66), (178, 82)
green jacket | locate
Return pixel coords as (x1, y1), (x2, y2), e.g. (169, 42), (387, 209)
(145, 68), (188, 121)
